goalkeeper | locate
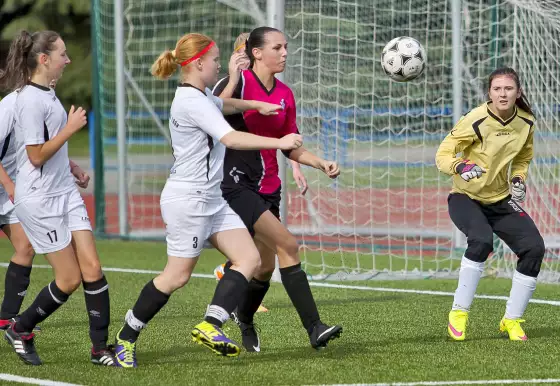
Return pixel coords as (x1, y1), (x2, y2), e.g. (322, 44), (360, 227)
(436, 67), (544, 342)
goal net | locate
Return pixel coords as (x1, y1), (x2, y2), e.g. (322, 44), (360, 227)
(91, 0), (560, 282)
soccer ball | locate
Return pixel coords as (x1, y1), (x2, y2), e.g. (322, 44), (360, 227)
(381, 37), (426, 82)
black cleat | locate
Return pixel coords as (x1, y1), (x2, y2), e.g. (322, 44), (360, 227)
(231, 311), (261, 352)
(0, 319), (40, 332)
(4, 322), (42, 365)
(91, 345), (116, 366)
(309, 323), (342, 349)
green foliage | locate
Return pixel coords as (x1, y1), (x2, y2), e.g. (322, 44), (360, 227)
(0, 0), (92, 109)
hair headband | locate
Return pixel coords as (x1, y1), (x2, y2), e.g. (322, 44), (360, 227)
(180, 41), (215, 67)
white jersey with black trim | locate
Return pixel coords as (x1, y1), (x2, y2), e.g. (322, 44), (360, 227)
(167, 84), (233, 196)
(0, 91), (18, 212)
(14, 82), (74, 203)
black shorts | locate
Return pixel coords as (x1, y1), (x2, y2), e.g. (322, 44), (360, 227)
(222, 188), (280, 236)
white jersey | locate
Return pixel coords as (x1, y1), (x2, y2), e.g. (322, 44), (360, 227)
(167, 84), (233, 196)
(0, 91), (18, 213)
(14, 83), (74, 203)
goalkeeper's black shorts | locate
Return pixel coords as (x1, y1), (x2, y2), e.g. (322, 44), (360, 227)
(222, 187), (281, 237)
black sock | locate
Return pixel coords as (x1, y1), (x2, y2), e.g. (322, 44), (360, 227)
(83, 276), (110, 351)
(16, 281), (69, 333)
(205, 269), (248, 328)
(1, 262), (32, 320)
(280, 263), (320, 333)
(119, 280), (170, 342)
(224, 260), (233, 272)
(236, 278), (270, 324)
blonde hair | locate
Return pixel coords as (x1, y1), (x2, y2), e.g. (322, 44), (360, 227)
(233, 32), (250, 53)
(151, 33), (213, 80)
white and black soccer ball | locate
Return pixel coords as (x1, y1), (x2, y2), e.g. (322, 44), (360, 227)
(381, 37), (426, 82)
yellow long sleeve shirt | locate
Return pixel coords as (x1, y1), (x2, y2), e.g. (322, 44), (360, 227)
(435, 102), (535, 204)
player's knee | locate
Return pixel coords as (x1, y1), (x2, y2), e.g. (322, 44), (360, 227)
(465, 234), (493, 262)
(168, 265), (193, 290)
(235, 247), (260, 278)
(80, 258), (102, 282)
(12, 241), (34, 265)
(277, 234), (299, 259)
(172, 273), (191, 289)
(56, 274), (82, 294)
(258, 257), (275, 278)
(517, 235), (545, 277)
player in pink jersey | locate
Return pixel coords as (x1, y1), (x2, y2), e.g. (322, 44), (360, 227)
(214, 27), (342, 352)
(213, 32), (310, 314)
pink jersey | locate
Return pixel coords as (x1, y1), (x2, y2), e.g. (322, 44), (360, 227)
(239, 69), (298, 194)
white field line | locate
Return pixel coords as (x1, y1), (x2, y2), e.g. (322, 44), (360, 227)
(1, 263), (559, 307)
(320, 379), (560, 386)
(0, 373), (83, 386)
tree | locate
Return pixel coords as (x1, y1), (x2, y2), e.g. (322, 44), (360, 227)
(0, 0), (92, 110)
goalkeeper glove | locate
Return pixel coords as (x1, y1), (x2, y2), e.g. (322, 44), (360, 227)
(510, 176), (526, 203)
(455, 160), (486, 182)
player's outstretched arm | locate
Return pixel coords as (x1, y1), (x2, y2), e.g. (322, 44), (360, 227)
(26, 106), (87, 167)
(220, 98), (282, 116)
(221, 131), (302, 151)
(288, 147), (340, 179)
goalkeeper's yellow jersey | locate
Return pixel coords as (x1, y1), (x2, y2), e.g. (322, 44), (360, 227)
(435, 102), (535, 204)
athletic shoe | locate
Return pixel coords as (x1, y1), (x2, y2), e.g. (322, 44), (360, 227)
(309, 322), (342, 349)
(191, 321), (240, 357)
(114, 328), (138, 368)
(4, 321), (41, 365)
(499, 318), (528, 341)
(448, 310), (468, 341)
(91, 345), (116, 366)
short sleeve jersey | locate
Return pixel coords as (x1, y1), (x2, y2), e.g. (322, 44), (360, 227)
(214, 69), (299, 195)
(14, 83), (74, 203)
(167, 84), (233, 196)
(0, 91), (18, 211)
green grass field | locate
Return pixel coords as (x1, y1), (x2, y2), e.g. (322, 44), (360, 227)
(1, 239), (559, 385)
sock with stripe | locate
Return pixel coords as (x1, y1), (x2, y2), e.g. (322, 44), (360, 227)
(83, 276), (111, 351)
(16, 281), (70, 333)
(205, 269), (249, 328)
(118, 280), (170, 342)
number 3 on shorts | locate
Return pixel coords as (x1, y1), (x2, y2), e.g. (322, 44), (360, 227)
(193, 236), (198, 248)
(46, 229), (58, 243)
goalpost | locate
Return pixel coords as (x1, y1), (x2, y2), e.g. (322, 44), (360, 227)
(91, 0), (560, 282)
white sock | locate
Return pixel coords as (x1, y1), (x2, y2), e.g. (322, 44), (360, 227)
(452, 256), (485, 312)
(205, 305), (230, 324)
(504, 270), (537, 319)
(125, 309), (146, 332)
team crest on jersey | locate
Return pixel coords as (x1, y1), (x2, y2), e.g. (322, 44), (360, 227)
(280, 98), (286, 110)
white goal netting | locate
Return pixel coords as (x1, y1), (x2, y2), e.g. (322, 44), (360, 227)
(92, 0), (560, 281)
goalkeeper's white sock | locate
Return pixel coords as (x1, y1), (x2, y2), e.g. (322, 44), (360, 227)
(504, 270), (537, 319)
(451, 256), (485, 312)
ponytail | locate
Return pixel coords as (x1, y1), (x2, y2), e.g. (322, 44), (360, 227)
(0, 31), (34, 91)
(0, 30), (60, 92)
(151, 50), (178, 80)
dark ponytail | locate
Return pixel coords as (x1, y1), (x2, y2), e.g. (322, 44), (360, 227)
(245, 26), (282, 68)
(488, 67), (534, 116)
(0, 30), (60, 92)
